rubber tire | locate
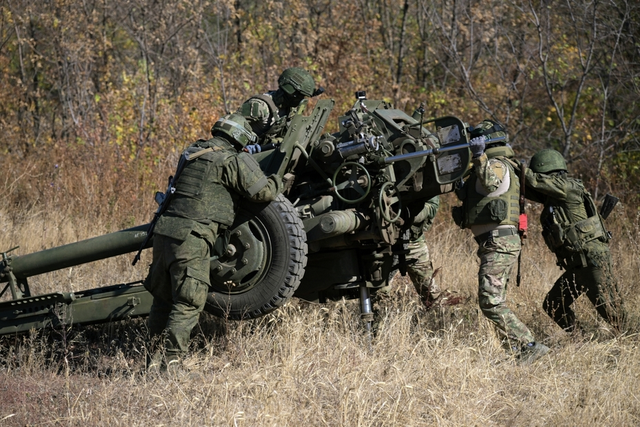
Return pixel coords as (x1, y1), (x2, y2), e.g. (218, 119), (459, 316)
(204, 194), (307, 320)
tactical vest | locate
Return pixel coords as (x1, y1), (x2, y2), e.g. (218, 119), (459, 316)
(540, 179), (608, 254)
(250, 94), (280, 125)
(239, 92), (292, 140)
(464, 155), (520, 227)
(165, 137), (237, 227)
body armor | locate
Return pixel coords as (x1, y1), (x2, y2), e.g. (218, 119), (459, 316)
(237, 92), (290, 139)
(540, 179), (609, 256)
(167, 138), (236, 226)
(463, 153), (520, 227)
(238, 93), (280, 129)
(156, 137), (270, 241)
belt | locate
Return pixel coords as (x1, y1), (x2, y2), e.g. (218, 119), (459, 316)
(474, 227), (518, 244)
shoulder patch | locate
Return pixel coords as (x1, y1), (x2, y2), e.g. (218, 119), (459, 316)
(488, 158), (507, 181)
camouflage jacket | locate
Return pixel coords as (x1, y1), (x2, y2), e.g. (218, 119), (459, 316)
(524, 170), (608, 257)
(155, 136), (282, 243)
(524, 171), (588, 221)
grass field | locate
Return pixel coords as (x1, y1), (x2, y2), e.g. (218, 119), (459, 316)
(1, 202), (639, 426)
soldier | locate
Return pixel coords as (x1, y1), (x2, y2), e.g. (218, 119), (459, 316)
(145, 113), (282, 370)
(524, 149), (627, 333)
(235, 67), (323, 153)
(391, 197), (466, 309)
(453, 119), (549, 363)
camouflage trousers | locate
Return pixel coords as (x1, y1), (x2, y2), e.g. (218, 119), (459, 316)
(405, 235), (440, 300)
(388, 235), (439, 301)
(144, 232), (212, 362)
(476, 233), (535, 347)
(545, 243), (627, 332)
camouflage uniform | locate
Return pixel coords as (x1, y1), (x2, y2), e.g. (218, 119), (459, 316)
(389, 197), (444, 306)
(235, 67), (318, 147)
(404, 197), (440, 302)
(388, 106), (450, 307)
(455, 132), (538, 349)
(236, 91), (290, 140)
(524, 168), (626, 332)
(144, 131), (281, 363)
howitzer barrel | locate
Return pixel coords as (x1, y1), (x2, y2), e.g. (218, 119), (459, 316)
(384, 143), (469, 164)
(3, 224), (152, 281)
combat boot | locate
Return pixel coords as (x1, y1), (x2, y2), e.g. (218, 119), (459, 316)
(518, 342), (550, 365)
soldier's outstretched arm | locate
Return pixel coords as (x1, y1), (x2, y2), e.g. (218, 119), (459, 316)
(412, 196), (440, 224)
(524, 169), (570, 200)
(523, 186), (546, 204)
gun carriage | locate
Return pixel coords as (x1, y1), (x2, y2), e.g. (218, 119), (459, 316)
(0, 93), (473, 335)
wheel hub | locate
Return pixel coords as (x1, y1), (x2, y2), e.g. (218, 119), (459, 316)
(209, 217), (271, 294)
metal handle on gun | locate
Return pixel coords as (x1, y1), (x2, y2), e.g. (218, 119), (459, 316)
(383, 136), (506, 164)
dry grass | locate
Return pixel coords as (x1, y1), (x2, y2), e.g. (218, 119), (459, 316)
(1, 201), (639, 426)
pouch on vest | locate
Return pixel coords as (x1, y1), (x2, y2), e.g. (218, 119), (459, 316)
(487, 198), (508, 222)
(564, 215), (605, 251)
(583, 189), (611, 243)
(575, 215), (605, 240)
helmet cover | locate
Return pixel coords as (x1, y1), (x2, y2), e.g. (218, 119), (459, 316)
(278, 67), (316, 97)
(473, 119), (509, 145)
(212, 113), (258, 147)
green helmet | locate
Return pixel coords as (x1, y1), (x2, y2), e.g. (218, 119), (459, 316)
(473, 119), (508, 145)
(278, 67), (315, 98)
(212, 113), (257, 148)
(530, 149), (567, 173)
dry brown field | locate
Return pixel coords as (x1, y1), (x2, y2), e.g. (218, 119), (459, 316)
(1, 197), (639, 426)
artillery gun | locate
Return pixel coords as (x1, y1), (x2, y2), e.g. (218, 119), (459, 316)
(0, 92), (472, 336)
